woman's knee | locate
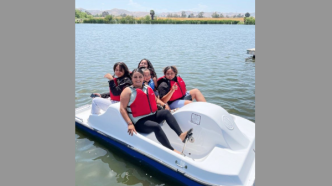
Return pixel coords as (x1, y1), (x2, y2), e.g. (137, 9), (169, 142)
(91, 98), (97, 104)
(191, 88), (201, 94)
(158, 109), (171, 117)
(152, 124), (162, 132)
(184, 100), (192, 105)
(164, 109), (172, 116)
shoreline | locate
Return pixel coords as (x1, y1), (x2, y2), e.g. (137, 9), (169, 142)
(75, 17), (255, 25)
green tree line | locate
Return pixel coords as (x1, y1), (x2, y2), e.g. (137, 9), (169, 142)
(82, 16), (241, 24)
(75, 9), (93, 19)
(75, 9), (255, 25)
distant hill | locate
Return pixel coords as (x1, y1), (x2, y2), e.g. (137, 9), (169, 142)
(157, 11), (255, 18)
(77, 8), (255, 18)
(78, 8), (150, 17)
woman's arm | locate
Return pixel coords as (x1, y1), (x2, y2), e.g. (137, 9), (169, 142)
(152, 77), (158, 89)
(104, 73), (114, 80)
(155, 97), (170, 110)
(91, 93), (102, 97)
(120, 88), (137, 136)
(100, 92), (110, 98)
(91, 92), (110, 98)
(160, 84), (177, 103)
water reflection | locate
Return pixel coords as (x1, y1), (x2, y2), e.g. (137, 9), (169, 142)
(76, 128), (186, 186)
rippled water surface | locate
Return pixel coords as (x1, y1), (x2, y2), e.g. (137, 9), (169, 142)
(75, 24), (255, 186)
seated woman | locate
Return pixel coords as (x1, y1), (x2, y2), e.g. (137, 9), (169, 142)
(157, 66), (206, 110)
(119, 68), (193, 154)
(91, 62), (132, 114)
(137, 58), (158, 88)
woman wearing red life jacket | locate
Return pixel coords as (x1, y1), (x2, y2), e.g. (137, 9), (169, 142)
(91, 62), (132, 114)
(120, 68), (193, 154)
(157, 66), (206, 110)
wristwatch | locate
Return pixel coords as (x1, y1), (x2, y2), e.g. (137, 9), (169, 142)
(162, 103), (167, 109)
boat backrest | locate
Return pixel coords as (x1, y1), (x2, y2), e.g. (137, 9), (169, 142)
(172, 102), (250, 159)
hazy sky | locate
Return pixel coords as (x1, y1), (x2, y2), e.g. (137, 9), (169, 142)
(75, 0), (255, 13)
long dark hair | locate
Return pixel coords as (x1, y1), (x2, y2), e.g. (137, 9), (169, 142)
(113, 62), (131, 78)
(138, 58), (157, 79)
(163, 66), (178, 76)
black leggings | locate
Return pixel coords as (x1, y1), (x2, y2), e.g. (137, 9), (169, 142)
(135, 110), (183, 150)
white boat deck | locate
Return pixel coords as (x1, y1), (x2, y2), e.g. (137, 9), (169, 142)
(75, 102), (255, 186)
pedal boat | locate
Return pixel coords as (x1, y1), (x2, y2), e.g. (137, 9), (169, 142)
(75, 102), (255, 186)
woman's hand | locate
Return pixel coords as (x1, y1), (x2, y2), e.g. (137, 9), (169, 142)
(127, 124), (137, 136)
(104, 73), (113, 80)
(92, 93), (101, 98)
(171, 84), (178, 91)
(165, 104), (170, 110)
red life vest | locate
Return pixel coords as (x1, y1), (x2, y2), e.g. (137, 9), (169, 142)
(128, 86), (158, 118)
(157, 76), (186, 101)
(109, 78), (120, 101)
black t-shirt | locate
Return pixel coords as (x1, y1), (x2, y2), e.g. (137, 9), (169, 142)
(158, 81), (170, 99)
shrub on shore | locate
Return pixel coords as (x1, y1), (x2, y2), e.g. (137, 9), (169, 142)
(244, 17), (255, 25)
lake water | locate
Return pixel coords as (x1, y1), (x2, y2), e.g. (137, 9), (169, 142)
(75, 24), (255, 186)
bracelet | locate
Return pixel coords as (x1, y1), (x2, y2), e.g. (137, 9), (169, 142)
(127, 120), (133, 125)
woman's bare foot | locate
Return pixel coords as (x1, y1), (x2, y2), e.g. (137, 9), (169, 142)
(179, 132), (187, 142)
(173, 149), (181, 154)
(179, 128), (193, 142)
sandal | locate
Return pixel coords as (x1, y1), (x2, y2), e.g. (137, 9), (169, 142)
(182, 128), (193, 143)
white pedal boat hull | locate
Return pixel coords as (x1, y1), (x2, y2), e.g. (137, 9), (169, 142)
(75, 102), (255, 186)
